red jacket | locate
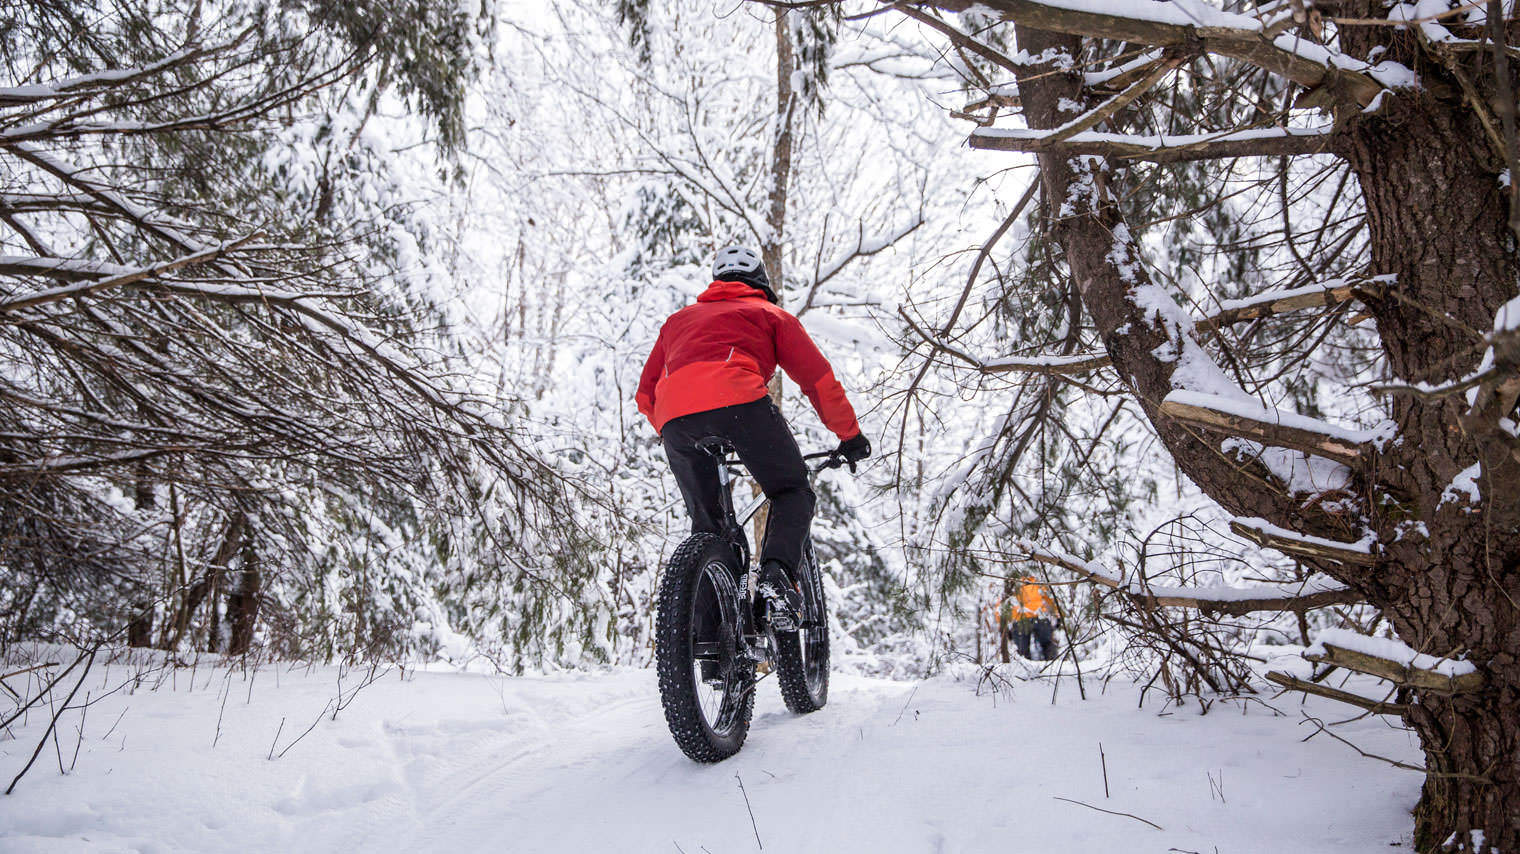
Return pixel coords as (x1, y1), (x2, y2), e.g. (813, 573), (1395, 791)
(636, 281), (861, 440)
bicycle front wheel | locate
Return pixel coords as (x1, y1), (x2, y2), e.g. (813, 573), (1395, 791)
(774, 534), (829, 713)
(655, 533), (755, 762)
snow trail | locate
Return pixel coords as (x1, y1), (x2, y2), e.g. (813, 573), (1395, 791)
(0, 660), (1422, 852)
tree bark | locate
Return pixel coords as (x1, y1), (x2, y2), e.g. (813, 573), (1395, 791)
(225, 531), (261, 656)
(754, 9), (799, 557)
(1334, 19), (1520, 850)
(167, 511), (246, 652)
(126, 459), (155, 648)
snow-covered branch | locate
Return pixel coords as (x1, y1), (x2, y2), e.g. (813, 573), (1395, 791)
(1228, 517), (1377, 566)
(970, 125), (1341, 163)
(0, 45), (223, 106)
(1159, 390), (1378, 466)
(1304, 629), (1484, 694)
(911, 0), (1391, 106)
(970, 280), (1371, 376)
(0, 235), (259, 313)
(1006, 539), (1362, 616)
(979, 352), (1112, 376)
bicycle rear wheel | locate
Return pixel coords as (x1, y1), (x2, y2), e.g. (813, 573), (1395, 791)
(774, 534), (829, 713)
(655, 533), (755, 762)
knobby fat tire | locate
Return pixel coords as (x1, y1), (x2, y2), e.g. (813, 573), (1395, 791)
(773, 535), (829, 714)
(655, 533), (754, 762)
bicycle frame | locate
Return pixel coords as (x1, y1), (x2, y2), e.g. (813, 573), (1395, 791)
(700, 439), (840, 549)
(696, 438), (840, 645)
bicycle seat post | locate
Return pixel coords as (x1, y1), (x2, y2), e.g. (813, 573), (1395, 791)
(695, 437), (733, 487)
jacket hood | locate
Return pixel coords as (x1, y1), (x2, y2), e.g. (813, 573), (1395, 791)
(698, 280), (772, 303)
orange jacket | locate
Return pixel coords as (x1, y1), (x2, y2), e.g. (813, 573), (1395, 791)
(636, 281), (861, 439)
(1014, 578), (1054, 619)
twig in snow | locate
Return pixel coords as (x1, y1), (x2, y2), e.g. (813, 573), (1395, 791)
(267, 716), (285, 760)
(0, 649), (90, 732)
(1052, 795), (1164, 831)
(891, 686), (918, 726)
(734, 773), (762, 849)
(276, 701), (334, 759)
(69, 692), (88, 771)
(1099, 742), (1110, 798)
(0, 662), (59, 685)
(101, 707), (128, 741)
(7, 644), (97, 794)
(1294, 712), (1476, 779)
(212, 677), (231, 748)
(48, 680), (64, 774)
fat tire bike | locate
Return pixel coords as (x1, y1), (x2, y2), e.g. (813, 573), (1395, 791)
(655, 439), (845, 762)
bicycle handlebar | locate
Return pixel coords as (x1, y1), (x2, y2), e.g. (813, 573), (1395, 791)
(802, 450), (849, 473)
(718, 448), (849, 475)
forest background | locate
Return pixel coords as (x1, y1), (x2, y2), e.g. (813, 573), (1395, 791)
(4, 0), (1518, 848)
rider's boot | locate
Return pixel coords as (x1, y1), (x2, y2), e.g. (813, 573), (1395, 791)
(758, 559), (803, 632)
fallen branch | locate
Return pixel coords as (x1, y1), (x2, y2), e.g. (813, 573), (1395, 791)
(1296, 712), (1433, 776)
(1052, 795), (1164, 831)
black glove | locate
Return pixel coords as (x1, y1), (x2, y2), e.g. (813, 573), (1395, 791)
(835, 433), (871, 473)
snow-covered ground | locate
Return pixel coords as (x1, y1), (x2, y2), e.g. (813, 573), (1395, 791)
(1, 655), (1423, 853)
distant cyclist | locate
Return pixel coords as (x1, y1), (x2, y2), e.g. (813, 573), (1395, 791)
(636, 246), (870, 629)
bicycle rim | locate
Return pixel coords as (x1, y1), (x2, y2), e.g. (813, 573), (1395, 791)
(690, 558), (746, 737)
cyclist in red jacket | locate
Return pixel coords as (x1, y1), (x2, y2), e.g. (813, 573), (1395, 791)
(637, 246), (870, 629)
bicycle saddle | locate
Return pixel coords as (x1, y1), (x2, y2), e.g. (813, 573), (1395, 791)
(694, 436), (733, 458)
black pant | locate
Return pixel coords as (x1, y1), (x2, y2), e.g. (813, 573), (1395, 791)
(1011, 617), (1058, 661)
(661, 397), (815, 572)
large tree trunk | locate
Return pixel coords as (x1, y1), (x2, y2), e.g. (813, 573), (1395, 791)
(1344, 118), (1520, 854)
(1335, 24), (1520, 850)
(1009, 16), (1520, 849)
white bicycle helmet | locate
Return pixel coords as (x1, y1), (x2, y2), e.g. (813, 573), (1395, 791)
(711, 245), (777, 302)
(712, 245), (764, 281)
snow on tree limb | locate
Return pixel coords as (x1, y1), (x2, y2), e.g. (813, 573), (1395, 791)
(1159, 389), (1377, 466)
(1302, 630), (1484, 694)
(1228, 516), (1378, 566)
(0, 235), (260, 313)
(1005, 539), (1362, 616)
(0, 46), (219, 106)
(971, 280), (1374, 375)
(979, 352), (1113, 375)
(908, 0), (1392, 106)
(1263, 670), (1409, 715)
(970, 125), (1342, 162)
